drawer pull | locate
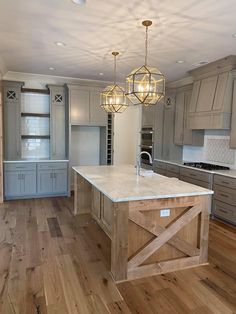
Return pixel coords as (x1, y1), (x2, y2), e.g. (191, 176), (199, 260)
(189, 173), (197, 177)
(220, 193), (229, 198)
(218, 208), (228, 214)
(221, 181), (229, 185)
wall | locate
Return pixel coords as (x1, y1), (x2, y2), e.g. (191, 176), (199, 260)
(113, 105), (141, 165)
(183, 130), (236, 169)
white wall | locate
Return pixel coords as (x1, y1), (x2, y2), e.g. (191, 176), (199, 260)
(183, 130), (236, 169)
(113, 105), (141, 165)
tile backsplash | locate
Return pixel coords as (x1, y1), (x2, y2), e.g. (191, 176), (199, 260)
(183, 130), (236, 169)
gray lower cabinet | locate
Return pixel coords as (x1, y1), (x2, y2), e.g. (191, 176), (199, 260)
(4, 163), (37, 199)
(37, 163), (68, 196)
(4, 162), (68, 199)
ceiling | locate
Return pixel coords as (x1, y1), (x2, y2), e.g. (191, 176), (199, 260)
(0, 0), (236, 82)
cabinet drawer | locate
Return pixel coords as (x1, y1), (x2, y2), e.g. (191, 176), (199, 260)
(4, 163), (36, 171)
(214, 185), (236, 206)
(180, 167), (211, 183)
(166, 170), (179, 179)
(38, 162), (67, 170)
(214, 175), (236, 190)
(156, 161), (167, 170)
(180, 175), (211, 189)
(213, 200), (236, 224)
(155, 169), (167, 176)
(166, 164), (179, 174)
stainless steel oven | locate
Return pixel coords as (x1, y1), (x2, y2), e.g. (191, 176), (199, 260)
(140, 127), (154, 167)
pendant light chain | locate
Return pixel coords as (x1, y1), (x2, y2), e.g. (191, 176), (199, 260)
(114, 53), (117, 85)
(145, 25), (148, 66)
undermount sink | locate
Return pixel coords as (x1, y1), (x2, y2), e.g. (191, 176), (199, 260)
(139, 169), (156, 177)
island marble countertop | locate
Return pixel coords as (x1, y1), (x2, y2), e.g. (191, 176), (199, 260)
(154, 159), (236, 179)
(73, 165), (213, 202)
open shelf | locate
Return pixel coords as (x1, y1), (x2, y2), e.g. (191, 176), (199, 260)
(21, 113), (50, 118)
(21, 135), (50, 139)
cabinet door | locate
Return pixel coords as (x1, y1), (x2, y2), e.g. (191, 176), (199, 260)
(92, 187), (101, 220)
(183, 90), (193, 145)
(70, 88), (90, 125)
(174, 92), (185, 145)
(101, 195), (113, 236)
(212, 72), (228, 111)
(53, 169), (68, 194)
(90, 89), (107, 125)
(37, 170), (53, 194)
(50, 86), (66, 159)
(4, 86), (21, 159)
(196, 75), (217, 112)
(189, 81), (201, 113)
(142, 106), (155, 127)
(4, 171), (21, 197)
(21, 171), (36, 196)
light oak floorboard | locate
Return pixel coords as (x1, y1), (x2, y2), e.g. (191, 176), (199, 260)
(0, 198), (235, 313)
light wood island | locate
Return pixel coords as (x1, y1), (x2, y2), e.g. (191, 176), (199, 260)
(73, 165), (213, 282)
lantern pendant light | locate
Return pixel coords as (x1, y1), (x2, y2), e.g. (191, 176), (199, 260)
(125, 20), (165, 106)
(100, 52), (128, 113)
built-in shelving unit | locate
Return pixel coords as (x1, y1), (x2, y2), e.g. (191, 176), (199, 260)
(107, 113), (113, 165)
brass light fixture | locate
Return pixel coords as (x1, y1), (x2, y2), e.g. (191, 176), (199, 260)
(125, 20), (165, 106)
(101, 52), (128, 113)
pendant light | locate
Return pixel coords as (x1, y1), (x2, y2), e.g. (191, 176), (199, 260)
(125, 20), (165, 106)
(101, 52), (128, 113)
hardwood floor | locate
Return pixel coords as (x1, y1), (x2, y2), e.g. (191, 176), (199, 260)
(0, 197), (235, 313)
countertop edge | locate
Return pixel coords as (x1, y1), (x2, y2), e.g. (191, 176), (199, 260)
(4, 160), (69, 163)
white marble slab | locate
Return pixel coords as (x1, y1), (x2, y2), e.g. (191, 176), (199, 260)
(73, 165), (213, 203)
(154, 159), (236, 179)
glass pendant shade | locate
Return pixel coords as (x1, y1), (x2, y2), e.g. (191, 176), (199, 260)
(101, 52), (128, 113)
(125, 20), (165, 106)
(126, 65), (165, 106)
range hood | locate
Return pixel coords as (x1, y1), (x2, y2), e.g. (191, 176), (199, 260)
(187, 55), (236, 130)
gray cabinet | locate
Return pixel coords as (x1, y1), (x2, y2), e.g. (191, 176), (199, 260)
(188, 56), (235, 130)
(90, 89), (107, 125)
(67, 85), (107, 126)
(153, 93), (183, 161)
(142, 106), (155, 127)
(3, 81), (24, 160)
(4, 163), (37, 199)
(230, 73), (236, 148)
(213, 174), (236, 225)
(37, 162), (68, 196)
(174, 87), (204, 146)
(48, 85), (67, 160)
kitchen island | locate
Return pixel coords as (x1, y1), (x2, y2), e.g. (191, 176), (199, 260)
(73, 165), (213, 282)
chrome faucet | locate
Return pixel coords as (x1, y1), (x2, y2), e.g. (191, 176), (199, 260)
(136, 151), (153, 175)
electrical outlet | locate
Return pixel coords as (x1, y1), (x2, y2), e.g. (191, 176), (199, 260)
(160, 209), (170, 217)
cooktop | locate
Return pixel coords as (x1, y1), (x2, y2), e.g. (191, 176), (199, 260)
(183, 162), (230, 171)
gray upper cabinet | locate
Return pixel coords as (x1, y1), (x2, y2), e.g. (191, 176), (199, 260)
(142, 106), (155, 127)
(153, 93), (183, 161)
(230, 72), (236, 148)
(188, 56), (236, 130)
(67, 84), (107, 126)
(174, 86), (204, 146)
(3, 81), (24, 160)
(90, 89), (107, 125)
(48, 85), (66, 159)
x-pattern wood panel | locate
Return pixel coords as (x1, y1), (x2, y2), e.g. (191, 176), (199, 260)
(128, 204), (203, 272)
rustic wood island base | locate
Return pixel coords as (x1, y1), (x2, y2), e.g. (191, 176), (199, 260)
(73, 165), (213, 282)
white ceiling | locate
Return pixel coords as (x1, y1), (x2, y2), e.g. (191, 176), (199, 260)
(0, 0), (236, 82)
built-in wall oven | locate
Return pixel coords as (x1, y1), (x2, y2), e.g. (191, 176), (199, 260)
(140, 127), (153, 168)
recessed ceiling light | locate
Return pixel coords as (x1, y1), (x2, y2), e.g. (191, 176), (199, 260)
(71, 0), (86, 4)
(232, 33), (236, 38)
(55, 41), (66, 47)
(176, 60), (185, 64)
(192, 61), (209, 67)
(49, 67), (55, 71)
(99, 72), (104, 76)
